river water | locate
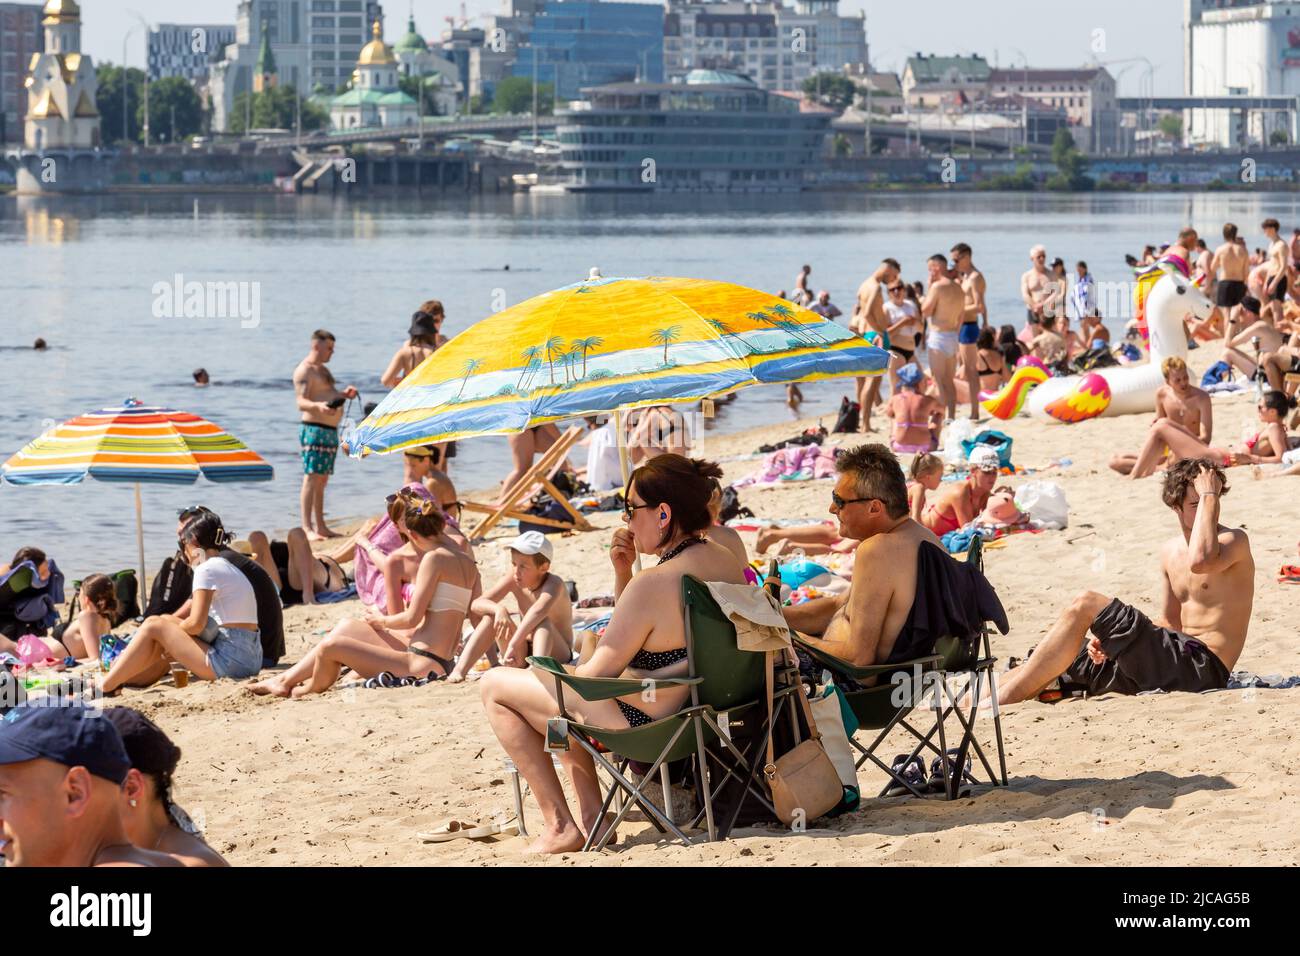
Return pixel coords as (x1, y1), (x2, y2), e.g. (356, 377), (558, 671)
(3, 189), (1299, 578)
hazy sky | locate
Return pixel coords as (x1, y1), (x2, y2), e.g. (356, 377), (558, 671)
(78, 0), (1185, 95)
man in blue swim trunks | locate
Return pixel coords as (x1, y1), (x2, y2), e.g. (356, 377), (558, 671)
(293, 329), (357, 540)
(852, 258), (901, 434)
(951, 242), (987, 421)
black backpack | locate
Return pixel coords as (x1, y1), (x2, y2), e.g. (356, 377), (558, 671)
(144, 555), (193, 618)
(1071, 345), (1119, 374)
(833, 396), (860, 434)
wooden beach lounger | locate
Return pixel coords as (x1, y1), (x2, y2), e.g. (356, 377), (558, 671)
(461, 425), (593, 542)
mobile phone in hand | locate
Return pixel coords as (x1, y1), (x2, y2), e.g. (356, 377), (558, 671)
(327, 396), (346, 410)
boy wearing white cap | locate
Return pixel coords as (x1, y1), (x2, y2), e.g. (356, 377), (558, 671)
(446, 531), (574, 681)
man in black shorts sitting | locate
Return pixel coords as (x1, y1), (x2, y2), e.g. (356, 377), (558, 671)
(998, 458), (1253, 703)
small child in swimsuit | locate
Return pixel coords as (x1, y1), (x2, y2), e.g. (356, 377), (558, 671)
(447, 531), (574, 681)
(888, 364), (942, 454)
(907, 453), (945, 525)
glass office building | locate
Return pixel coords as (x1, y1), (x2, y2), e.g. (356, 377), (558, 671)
(512, 1), (663, 102)
(556, 70), (831, 192)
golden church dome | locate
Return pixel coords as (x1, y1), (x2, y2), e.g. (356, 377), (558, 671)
(42, 0), (81, 22)
(357, 20), (396, 66)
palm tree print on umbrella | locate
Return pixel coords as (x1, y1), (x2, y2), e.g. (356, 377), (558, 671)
(571, 336), (605, 378)
(543, 337), (566, 385)
(651, 326), (682, 366)
(455, 358), (484, 401)
(518, 346), (543, 390)
(767, 303), (818, 345)
(704, 318), (754, 354)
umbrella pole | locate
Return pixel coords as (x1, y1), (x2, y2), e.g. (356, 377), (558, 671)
(613, 407), (642, 574)
(135, 482), (147, 597)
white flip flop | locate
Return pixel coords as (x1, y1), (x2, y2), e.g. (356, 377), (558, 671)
(418, 818), (519, 843)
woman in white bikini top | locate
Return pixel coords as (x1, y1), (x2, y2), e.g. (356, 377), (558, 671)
(249, 495), (482, 700)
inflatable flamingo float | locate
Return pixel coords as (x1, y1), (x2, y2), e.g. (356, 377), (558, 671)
(1026, 271), (1214, 419)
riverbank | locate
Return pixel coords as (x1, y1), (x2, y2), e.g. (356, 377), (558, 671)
(99, 375), (1300, 866)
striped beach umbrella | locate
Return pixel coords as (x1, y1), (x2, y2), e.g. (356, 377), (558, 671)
(2, 400), (273, 586)
(349, 275), (889, 457)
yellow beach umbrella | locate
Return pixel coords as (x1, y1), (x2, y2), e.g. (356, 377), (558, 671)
(349, 275), (888, 457)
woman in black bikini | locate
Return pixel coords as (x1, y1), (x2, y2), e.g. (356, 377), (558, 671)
(246, 527), (347, 608)
(955, 327), (1008, 406)
(480, 454), (747, 854)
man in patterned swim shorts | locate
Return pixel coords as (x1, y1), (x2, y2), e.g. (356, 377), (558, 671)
(293, 329), (357, 540)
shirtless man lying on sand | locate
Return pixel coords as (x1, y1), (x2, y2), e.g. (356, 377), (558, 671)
(780, 445), (940, 670)
(999, 458), (1252, 704)
(1110, 357), (1212, 476)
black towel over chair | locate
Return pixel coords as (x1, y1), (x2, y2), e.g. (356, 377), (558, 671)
(884, 541), (1010, 666)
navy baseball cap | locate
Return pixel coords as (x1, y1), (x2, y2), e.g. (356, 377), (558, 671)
(0, 705), (131, 784)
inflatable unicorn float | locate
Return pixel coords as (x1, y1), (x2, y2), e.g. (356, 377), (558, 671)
(983, 271), (1214, 423)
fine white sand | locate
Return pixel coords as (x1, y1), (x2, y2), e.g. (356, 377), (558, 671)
(98, 369), (1300, 866)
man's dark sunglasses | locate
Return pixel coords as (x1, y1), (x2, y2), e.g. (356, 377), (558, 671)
(831, 491), (879, 510)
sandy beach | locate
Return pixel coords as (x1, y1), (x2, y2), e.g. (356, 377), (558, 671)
(81, 358), (1300, 868)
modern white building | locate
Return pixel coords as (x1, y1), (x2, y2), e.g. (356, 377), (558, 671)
(1185, 0), (1300, 146)
(663, 0), (868, 93)
(147, 23), (236, 82)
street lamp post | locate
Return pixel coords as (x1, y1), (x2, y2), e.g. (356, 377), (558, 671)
(121, 24), (144, 145)
(1010, 46), (1029, 149)
(128, 12), (153, 147)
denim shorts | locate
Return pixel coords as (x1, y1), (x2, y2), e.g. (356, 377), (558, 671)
(206, 626), (263, 679)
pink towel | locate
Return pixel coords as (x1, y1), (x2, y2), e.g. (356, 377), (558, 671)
(355, 483), (433, 612)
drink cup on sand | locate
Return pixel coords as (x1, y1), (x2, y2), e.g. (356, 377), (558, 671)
(171, 664), (190, 688)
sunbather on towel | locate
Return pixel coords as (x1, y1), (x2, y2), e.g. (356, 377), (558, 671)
(755, 521), (857, 557)
(998, 458), (1253, 704)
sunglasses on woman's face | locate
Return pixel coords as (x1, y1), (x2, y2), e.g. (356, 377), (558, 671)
(623, 499), (655, 520)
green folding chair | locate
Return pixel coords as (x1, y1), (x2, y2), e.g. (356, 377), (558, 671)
(793, 536), (1009, 801)
(529, 574), (789, 849)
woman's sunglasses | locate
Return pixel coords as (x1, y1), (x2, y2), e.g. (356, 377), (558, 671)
(624, 500), (655, 519)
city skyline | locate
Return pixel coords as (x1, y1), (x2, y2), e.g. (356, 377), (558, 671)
(71, 0), (1186, 95)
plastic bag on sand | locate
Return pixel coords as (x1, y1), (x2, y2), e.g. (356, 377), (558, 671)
(942, 418), (978, 466)
(1014, 481), (1069, 530)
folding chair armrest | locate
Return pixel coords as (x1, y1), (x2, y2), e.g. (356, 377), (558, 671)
(790, 637), (942, 681)
(527, 656), (702, 701)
